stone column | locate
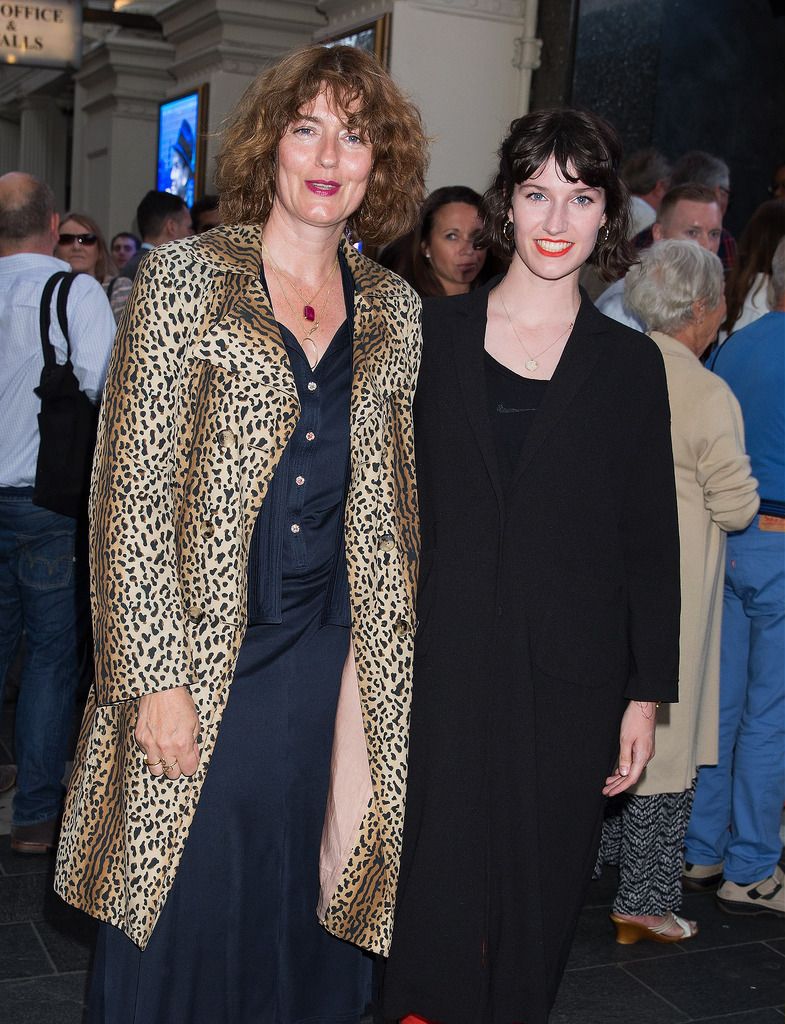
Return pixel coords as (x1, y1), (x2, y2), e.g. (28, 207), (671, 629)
(72, 32), (175, 238)
(0, 117), (21, 174)
(18, 95), (69, 208)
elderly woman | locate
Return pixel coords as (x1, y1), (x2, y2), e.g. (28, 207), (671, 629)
(54, 45), (427, 1024)
(595, 239), (759, 944)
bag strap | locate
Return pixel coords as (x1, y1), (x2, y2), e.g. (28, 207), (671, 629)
(39, 271), (77, 370)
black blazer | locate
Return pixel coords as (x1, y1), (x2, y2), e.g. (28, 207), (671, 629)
(414, 279), (680, 702)
(384, 279), (681, 1024)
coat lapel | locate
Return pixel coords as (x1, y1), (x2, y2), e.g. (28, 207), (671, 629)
(508, 290), (606, 494)
(192, 276), (298, 398)
(186, 224), (295, 399)
(343, 242), (394, 431)
(451, 283), (505, 508)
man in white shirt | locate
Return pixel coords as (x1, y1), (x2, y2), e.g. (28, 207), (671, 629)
(0, 172), (115, 854)
(596, 183), (723, 331)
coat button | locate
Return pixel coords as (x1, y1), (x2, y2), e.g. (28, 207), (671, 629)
(218, 428), (236, 448)
(393, 617), (410, 637)
(187, 606), (205, 624)
(203, 523), (215, 539)
(379, 533), (395, 552)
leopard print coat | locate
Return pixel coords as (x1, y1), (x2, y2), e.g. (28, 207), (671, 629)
(54, 224), (420, 954)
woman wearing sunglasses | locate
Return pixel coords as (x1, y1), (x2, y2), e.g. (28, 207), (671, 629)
(55, 213), (131, 323)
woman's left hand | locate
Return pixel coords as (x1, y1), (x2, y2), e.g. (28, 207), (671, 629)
(602, 701), (657, 796)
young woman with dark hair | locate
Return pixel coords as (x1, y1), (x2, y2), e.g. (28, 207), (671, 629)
(382, 108), (681, 1024)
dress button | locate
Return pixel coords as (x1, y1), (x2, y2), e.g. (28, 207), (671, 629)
(295, 476), (305, 486)
(379, 532), (395, 552)
(307, 381), (317, 392)
(305, 431), (315, 442)
(290, 523), (301, 534)
(187, 606), (205, 624)
(393, 617), (409, 638)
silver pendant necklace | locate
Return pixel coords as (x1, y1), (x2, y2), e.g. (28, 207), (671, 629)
(498, 293), (574, 372)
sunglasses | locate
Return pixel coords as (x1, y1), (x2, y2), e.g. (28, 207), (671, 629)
(58, 232), (98, 246)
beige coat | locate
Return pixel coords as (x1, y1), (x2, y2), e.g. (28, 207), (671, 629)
(632, 331), (759, 796)
(54, 225), (421, 953)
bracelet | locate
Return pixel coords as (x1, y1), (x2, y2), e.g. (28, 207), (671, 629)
(633, 700), (660, 720)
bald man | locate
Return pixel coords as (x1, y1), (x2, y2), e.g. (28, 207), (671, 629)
(596, 184), (723, 331)
(0, 172), (115, 853)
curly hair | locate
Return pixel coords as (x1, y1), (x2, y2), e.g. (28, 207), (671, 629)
(479, 108), (635, 282)
(58, 211), (116, 281)
(215, 45), (428, 246)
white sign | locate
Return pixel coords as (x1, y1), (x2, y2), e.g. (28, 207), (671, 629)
(0, 2), (81, 68)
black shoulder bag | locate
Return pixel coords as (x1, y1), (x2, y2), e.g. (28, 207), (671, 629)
(32, 272), (100, 519)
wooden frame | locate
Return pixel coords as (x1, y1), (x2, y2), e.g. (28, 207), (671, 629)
(322, 13), (391, 67)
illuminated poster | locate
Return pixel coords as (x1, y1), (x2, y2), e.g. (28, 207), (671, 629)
(157, 87), (208, 206)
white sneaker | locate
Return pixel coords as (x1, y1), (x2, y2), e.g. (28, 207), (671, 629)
(716, 865), (785, 917)
(682, 860), (723, 891)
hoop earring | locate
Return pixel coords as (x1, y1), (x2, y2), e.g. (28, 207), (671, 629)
(503, 218), (515, 241)
(598, 225), (609, 244)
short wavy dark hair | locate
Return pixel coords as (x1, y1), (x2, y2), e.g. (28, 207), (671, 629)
(480, 107), (635, 281)
(215, 44), (428, 246)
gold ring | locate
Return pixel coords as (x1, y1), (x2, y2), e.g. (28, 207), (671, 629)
(161, 759), (178, 771)
(144, 757), (164, 767)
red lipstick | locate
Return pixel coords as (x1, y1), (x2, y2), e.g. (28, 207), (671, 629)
(306, 180), (340, 196)
(534, 238), (574, 257)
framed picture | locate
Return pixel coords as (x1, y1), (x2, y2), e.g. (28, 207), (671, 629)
(156, 85), (209, 207)
(322, 13), (391, 67)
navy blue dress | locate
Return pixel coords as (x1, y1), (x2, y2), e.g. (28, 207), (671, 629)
(87, 259), (372, 1024)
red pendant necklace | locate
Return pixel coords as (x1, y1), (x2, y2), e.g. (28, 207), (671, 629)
(262, 241), (340, 369)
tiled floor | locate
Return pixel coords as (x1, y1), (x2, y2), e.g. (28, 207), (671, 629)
(1, 694), (783, 1023)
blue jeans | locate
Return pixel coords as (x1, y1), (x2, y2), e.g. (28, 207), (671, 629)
(0, 489), (80, 827)
(685, 518), (785, 882)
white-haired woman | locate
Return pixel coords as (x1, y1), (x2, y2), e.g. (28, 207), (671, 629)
(596, 239), (760, 944)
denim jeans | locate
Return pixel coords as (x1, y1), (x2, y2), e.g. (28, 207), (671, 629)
(685, 518), (785, 882)
(0, 488), (80, 826)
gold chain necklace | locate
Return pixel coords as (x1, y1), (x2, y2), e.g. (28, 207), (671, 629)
(498, 292), (574, 373)
(262, 241), (339, 369)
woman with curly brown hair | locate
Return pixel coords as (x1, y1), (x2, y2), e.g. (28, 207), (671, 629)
(382, 108), (681, 1024)
(54, 44), (427, 1024)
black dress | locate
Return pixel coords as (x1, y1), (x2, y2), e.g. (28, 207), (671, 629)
(87, 259), (372, 1024)
(382, 283), (680, 1024)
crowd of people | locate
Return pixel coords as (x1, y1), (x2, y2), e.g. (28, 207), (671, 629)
(0, 39), (782, 1024)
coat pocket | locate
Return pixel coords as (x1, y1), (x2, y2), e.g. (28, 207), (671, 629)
(533, 571), (627, 688)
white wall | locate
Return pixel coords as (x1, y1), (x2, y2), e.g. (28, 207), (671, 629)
(390, 1), (525, 195)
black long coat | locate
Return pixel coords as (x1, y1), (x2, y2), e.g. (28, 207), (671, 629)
(382, 283), (681, 1024)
